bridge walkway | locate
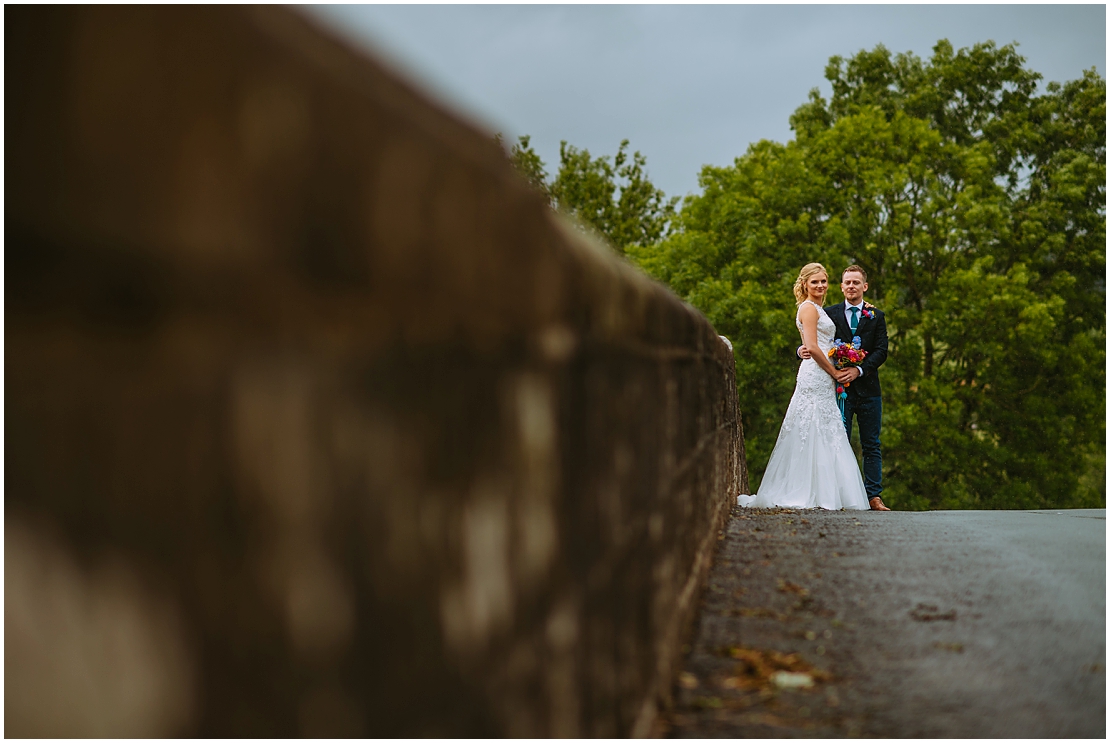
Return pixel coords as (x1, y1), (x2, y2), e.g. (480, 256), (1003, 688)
(665, 507), (1106, 738)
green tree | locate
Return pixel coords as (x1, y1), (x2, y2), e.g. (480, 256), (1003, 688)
(629, 40), (1105, 510)
(550, 139), (678, 254)
(498, 133), (551, 205)
(498, 134), (677, 254)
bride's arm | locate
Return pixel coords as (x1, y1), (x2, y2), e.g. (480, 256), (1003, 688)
(798, 303), (839, 378)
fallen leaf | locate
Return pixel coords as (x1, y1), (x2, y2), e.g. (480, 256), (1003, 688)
(777, 579), (809, 597)
(771, 671), (815, 690)
(911, 603), (957, 622)
(734, 607), (783, 619)
(722, 645), (832, 691)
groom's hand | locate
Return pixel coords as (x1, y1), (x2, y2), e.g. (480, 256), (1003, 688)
(797, 345), (811, 360)
(836, 367), (861, 384)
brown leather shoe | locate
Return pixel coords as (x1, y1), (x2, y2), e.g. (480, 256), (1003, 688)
(869, 497), (891, 511)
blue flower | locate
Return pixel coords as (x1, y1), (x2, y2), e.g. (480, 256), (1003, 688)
(852, 336), (862, 349)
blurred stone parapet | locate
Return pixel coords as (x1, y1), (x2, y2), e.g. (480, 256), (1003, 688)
(5, 6), (747, 736)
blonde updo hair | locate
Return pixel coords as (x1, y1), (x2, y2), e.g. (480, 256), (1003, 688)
(793, 262), (828, 305)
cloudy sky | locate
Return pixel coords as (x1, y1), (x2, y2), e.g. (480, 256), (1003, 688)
(302, 4), (1105, 200)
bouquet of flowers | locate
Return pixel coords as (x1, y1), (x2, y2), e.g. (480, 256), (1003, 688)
(828, 337), (867, 420)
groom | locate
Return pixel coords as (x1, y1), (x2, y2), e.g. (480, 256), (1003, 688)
(799, 265), (890, 511)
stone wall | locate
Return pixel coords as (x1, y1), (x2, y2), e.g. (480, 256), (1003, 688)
(5, 6), (747, 736)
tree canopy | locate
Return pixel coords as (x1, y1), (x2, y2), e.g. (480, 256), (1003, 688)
(499, 134), (677, 255)
(627, 40), (1105, 510)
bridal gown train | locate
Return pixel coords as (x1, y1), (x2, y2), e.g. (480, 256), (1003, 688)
(738, 300), (870, 510)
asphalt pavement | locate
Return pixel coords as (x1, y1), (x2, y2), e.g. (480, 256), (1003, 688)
(665, 507), (1106, 738)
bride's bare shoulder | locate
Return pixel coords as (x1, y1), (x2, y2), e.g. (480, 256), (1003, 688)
(797, 301), (818, 321)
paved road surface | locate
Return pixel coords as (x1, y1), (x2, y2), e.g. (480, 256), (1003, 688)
(665, 508), (1105, 738)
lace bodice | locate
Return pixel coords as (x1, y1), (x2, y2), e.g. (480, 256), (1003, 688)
(795, 299), (836, 355)
(784, 299), (843, 449)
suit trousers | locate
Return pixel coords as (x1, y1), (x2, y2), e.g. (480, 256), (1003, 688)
(843, 394), (882, 500)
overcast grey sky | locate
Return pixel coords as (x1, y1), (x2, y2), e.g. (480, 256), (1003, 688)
(302, 4), (1105, 200)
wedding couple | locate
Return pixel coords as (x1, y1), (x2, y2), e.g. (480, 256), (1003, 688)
(738, 263), (890, 511)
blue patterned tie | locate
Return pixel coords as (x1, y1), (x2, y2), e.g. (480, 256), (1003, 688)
(850, 306), (860, 334)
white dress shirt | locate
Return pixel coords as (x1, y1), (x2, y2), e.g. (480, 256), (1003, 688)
(845, 300), (865, 377)
(845, 300), (865, 330)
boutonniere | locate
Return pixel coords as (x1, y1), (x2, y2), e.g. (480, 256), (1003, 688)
(860, 303), (877, 320)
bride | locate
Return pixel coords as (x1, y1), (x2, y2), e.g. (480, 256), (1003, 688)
(738, 263), (870, 510)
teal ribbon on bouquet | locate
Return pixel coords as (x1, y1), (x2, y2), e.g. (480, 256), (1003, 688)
(829, 336), (865, 424)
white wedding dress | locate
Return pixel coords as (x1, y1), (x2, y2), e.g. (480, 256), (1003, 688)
(738, 300), (870, 510)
